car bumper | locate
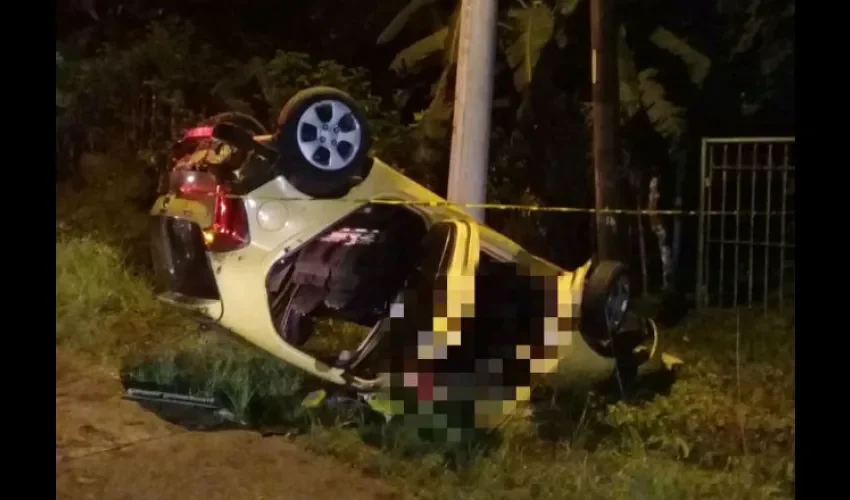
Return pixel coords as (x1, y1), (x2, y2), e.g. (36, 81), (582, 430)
(149, 215), (223, 320)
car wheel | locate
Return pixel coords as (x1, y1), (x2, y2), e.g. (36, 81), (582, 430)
(275, 87), (373, 199)
(581, 260), (631, 343)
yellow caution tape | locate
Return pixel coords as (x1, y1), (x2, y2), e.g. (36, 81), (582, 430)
(224, 194), (793, 217)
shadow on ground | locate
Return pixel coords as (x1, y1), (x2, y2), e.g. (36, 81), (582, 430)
(120, 346), (678, 472)
(120, 349), (508, 471)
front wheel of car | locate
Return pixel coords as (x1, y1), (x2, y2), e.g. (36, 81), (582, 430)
(581, 260), (631, 343)
(275, 87), (373, 199)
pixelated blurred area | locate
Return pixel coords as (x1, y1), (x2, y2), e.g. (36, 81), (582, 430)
(369, 256), (608, 440)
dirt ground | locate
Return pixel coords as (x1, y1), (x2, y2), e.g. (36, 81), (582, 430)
(56, 352), (404, 500)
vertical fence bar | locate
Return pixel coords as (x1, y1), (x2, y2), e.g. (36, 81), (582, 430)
(718, 145), (729, 307)
(696, 139), (708, 308)
(733, 144), (743, 308)
(701, 141), (713, 307)
(747, 144), (758, 308)
(778, 144), (790, 312)
(763, 144), (774, 315)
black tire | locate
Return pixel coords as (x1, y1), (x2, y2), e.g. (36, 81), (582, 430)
(581, 260), (631, 342)
(275, 87), (373, 199)
(203, 112), (268, 136)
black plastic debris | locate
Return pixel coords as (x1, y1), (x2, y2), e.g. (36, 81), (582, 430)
(123, 386), (247, 431)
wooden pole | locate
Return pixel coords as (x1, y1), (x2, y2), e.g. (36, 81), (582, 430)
(590, 0), (622, 259)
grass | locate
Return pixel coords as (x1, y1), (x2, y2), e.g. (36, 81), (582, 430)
(57, 155), (795, 499)
(56, 155), (201, 365)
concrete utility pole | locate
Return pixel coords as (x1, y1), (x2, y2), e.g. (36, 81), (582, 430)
(590, 0), (622, 260)
(446, 0), (498, 223)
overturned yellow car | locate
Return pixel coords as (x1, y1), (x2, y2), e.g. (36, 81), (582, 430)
(149, 87), (671, 436)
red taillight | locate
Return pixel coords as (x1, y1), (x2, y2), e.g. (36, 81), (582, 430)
(185, 126), (214, 139)
(203, 184), (249, 252)
(178, 172), (214, 195)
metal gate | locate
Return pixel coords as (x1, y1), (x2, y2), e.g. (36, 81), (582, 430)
(696, 137), (795, 310)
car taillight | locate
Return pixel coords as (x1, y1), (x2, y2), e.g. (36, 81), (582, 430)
(184, 126), (214, 139)
(203, 184), (250, 252)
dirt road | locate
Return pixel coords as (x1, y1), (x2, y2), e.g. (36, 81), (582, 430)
(56, 353), (404, 500)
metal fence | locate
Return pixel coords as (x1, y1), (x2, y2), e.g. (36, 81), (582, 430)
(696, 137), (795, 311)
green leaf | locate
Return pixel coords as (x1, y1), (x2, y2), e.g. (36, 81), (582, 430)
(556, 0), (583, 16)
(727, 0), (767, 58)
(364, 395), (402, 420)
(377, 0), (439, 45)
(649, 27), (712, 87)
(410, 1), (462, 150)
(618, 28), (641, 120)
(301, 389), (327, 409)
(638, 69), (687, 143)
(504, 2), (555, 93)
(389, 27), (449, 75)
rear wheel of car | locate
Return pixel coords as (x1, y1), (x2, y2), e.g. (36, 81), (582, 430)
(275, 87), (373, 199)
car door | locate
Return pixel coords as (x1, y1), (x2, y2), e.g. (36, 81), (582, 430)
(411, 218), (480, 363)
